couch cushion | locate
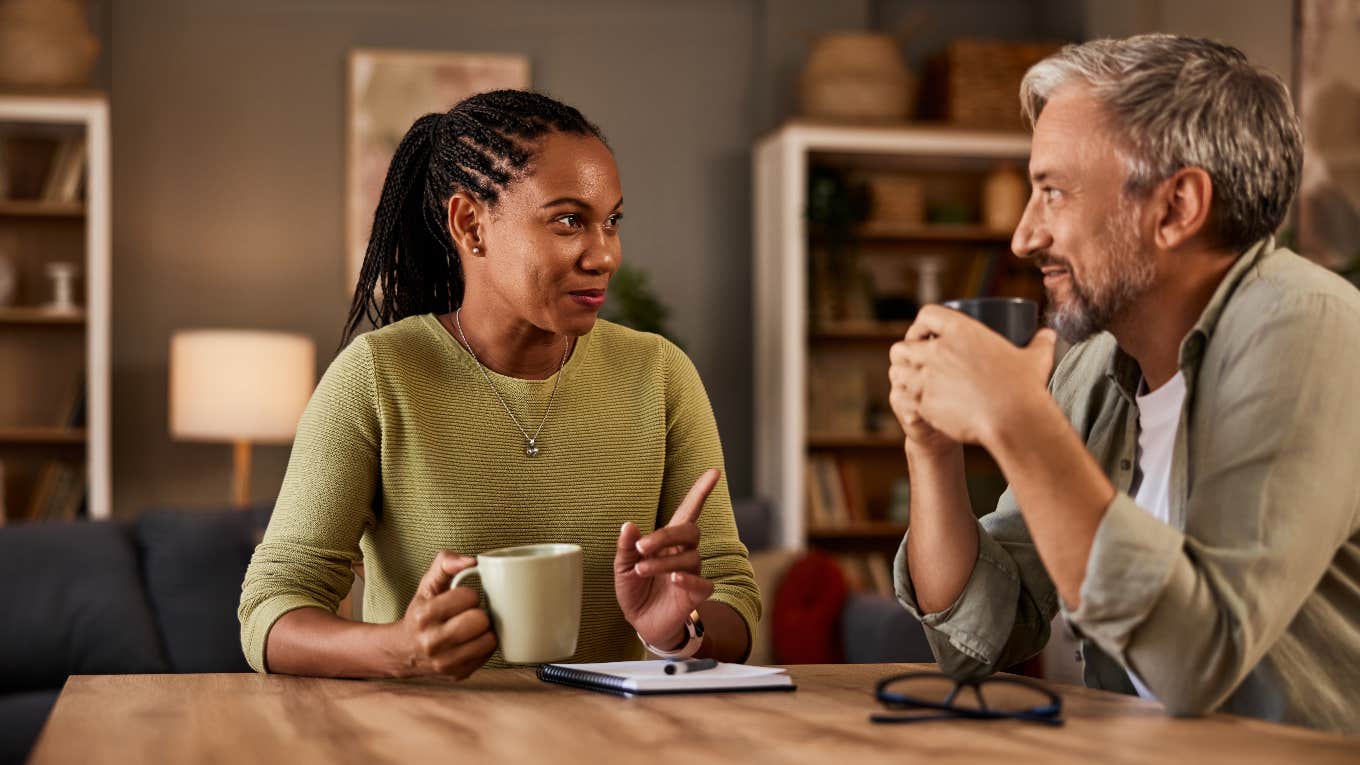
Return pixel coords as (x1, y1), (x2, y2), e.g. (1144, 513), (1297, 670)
(0, 521), (168, 692)
(0, 688), (60, 764)
(840, 592), (934, 664)
(136, 508), (260, 673)
(731, 497), (774, 552)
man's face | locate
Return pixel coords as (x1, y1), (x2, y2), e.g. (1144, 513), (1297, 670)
(1012, 86), (1157, 344)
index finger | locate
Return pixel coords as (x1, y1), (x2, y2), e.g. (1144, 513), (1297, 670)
(906, 304), (958, 341)
(669, 468), (720, 527)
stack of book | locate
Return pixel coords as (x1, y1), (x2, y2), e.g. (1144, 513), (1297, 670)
(804, 454), (868, 529)
(0, 135), (86, 203)
(835, 552), (896, 598)
(40, 137), (88, 204)
(25, 462), (86, 523)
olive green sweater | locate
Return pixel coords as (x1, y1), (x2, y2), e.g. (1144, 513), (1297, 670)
(238, 314), (759, 673)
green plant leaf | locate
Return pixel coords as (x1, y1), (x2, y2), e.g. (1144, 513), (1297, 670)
(601, 263), (683, 348)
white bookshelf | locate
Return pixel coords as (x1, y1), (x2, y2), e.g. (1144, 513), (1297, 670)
(752, 122), (1031, 551)
(0, 93), (111, 521)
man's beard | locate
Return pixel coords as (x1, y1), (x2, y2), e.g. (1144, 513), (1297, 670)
(1044, 202), (1156, 344)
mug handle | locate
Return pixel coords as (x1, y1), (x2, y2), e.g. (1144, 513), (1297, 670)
(451, 566), (480, 590)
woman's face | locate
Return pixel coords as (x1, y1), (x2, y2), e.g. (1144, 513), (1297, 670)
(469, 131), (623, 338)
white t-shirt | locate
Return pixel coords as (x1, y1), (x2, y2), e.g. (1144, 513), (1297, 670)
(1126, 370), (1187, 701)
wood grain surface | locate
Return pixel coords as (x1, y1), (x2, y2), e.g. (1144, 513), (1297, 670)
(29, 664), (1358, 764)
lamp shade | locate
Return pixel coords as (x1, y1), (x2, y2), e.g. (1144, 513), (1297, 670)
(170, 330), (316, 444)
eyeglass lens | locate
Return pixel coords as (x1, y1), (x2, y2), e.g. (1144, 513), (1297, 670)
(883, 676), (1055, 714)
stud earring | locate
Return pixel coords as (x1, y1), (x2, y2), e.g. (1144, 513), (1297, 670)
(472, 246), (481, 254)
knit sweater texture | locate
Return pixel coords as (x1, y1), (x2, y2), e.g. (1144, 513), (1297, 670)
(238, 314), (759, 672)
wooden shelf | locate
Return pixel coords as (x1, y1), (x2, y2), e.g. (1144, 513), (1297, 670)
(808, 522), (907, 540)
(0, 88), (108, 101)
(807, 436), (999, 468)
(811, 321), (912, 341)
(810, 223), (1013, 248)
(0, 307), (86, 325)
(0, 200), (85, 218)
(856, 222), (1012, 243)
(0, 427), (87, 446)
(0, 93), (109, 521)
(808, 433), (904, 449)
(756, 120), (1030, 550)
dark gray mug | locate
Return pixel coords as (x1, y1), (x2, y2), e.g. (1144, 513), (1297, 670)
(941, 297), (1039, 346)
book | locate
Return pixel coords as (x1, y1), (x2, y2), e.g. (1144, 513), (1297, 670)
(538, 660), (795, 697)
(804, 456), (830, 528)
(47, 465), (86, 522)
(55, 140), (87, 203)
(960, 251), (990, 297)
(865, 552), (896, 598)
(814, 455), (849, 527)
(60, 375), (87, 428)
(26, 462), (61, 522)
(836, 458), (868, 524)
(41, 139), (73, 202)
(0, 139), (9, 199)
(40, 138), (87, 204)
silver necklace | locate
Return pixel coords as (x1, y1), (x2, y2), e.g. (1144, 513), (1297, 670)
(453, 308), (569, 458)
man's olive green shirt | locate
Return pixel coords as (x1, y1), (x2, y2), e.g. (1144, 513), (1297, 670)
(894, 239), (1360, 733)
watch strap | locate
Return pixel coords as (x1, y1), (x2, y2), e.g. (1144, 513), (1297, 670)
(639, 610), (705, 659)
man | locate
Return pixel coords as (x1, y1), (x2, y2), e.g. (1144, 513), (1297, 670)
(888, 34), (1360, 732)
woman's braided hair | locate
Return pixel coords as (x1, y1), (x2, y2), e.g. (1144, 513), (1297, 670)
(341, 90), (605, 345)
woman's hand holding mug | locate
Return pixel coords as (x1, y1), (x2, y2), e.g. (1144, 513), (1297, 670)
(387, 550), (498, 679)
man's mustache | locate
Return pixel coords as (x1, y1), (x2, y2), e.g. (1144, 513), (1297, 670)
(1034, 252), (1072, 271)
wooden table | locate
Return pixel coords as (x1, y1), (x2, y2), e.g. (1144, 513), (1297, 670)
(30, 664), (1357, 764)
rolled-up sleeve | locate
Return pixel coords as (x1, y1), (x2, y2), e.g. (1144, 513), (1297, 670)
(894, 489), (1059, 678)
(1069, 292), (1360, 716)
(893, 336), (1108, 679)
(238, 336), (381, 673)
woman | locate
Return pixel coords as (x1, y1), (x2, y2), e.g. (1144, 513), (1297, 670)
(238, 90), (758, 679)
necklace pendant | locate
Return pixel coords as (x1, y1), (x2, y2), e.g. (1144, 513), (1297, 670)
(525, 438), (540, 458)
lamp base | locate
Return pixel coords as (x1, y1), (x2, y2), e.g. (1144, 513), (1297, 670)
(233, 439), (252, 510)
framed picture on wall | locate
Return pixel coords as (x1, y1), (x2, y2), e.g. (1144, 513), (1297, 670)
(345, 49), (531, 295)
(1295, 0), (1360, 276)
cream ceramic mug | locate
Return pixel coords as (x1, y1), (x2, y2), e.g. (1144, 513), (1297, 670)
(450, 543), (583, 664)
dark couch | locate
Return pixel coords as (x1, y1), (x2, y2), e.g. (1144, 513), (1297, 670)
(0, 508), (265, 764)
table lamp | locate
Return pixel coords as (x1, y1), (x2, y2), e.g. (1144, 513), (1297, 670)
(169, 330), (316, 509)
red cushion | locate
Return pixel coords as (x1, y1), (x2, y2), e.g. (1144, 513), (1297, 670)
(771, 550), (848, 663)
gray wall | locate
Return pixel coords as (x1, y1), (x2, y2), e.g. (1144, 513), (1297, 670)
(107, 0), (1085, 516)
(1086, 0), (1294, 82)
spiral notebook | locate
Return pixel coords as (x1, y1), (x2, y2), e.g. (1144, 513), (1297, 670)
(537, 660), (796, 697)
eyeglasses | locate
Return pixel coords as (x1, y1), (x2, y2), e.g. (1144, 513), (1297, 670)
(871, 672), (1064, 726)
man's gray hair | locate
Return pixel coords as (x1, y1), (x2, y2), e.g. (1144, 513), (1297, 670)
(1020, 34), (1302, 252)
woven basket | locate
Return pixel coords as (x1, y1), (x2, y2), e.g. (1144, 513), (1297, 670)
(924, 39), (1063, 131)
(864, 174), (925, 225)
(0, 0), (99, 88)
(799, 33), (914, 122)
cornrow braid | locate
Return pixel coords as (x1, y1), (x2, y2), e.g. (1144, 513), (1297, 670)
(341, 89), (606, 346)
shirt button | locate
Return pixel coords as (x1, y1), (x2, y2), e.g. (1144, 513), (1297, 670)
(1120, 459), (1131, 470)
